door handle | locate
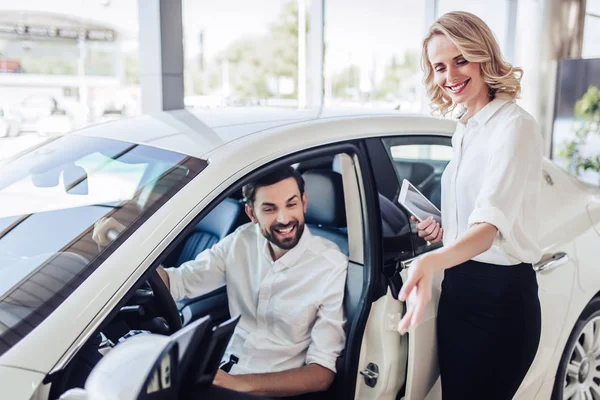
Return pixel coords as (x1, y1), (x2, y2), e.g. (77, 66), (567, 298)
(399, 256), (418, 270)
(533, 252), (569, 272)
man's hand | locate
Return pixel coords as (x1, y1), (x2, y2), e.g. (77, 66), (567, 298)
(213, 370), (252, 393)
(92, 217), (125, 247)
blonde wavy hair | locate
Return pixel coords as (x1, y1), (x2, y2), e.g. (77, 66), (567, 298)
(422, 11), (523, 116)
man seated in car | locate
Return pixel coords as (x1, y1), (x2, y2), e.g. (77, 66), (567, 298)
(94, 166), (348, 398)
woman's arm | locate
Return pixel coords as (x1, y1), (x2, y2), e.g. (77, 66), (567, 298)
(423, 221), (497, 273)
(397, 221), (498, 335)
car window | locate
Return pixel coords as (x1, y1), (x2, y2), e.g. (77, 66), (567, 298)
(381, 136), (452, 255)
(383, 140), (451, 209)
(0, 135), (207, 355)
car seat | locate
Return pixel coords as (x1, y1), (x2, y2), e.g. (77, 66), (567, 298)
(164, 198), (244, 267)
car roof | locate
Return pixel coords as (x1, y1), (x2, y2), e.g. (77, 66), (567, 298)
(73, 107), (455, 158)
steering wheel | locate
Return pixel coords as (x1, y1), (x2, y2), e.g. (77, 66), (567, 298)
(147, 269), (182, 333)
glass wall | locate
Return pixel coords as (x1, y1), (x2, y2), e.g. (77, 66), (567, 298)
(324, 0), (426, 112)
(182, 0), (298, 108)
(436, 0), (510, 57)
(583, 0), (600, 58)
(0, 0), (593, 173)
(0, 0), (140, 161)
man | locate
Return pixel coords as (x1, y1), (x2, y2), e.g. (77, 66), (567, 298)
(95, 167), (348, 398)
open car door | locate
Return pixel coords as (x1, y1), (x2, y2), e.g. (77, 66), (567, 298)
(400, 261), (442, 400)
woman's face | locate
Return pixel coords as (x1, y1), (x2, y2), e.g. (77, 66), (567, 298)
(427, 34), (488, 108)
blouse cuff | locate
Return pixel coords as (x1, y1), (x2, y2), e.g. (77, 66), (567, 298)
(467, 206), (511, 241)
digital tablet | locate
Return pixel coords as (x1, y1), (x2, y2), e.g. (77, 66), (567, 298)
(398, 179), (442, 225)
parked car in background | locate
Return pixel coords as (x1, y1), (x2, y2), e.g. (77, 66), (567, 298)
(0, 53), (23, 73)
(0, 107), (21, 138)
(0, 108), (598, 400)
(11, 94), (74, 136)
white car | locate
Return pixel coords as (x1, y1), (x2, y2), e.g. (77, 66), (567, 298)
(0, 108), (598, 400)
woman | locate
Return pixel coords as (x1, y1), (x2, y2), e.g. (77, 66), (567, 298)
(397, 11), (543, 400)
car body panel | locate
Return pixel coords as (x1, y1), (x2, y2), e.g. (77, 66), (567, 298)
(73, 108), (456, 160)
(0, 365), (45, 399)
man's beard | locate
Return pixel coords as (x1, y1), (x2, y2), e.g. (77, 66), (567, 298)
(261, 221), (305, 251)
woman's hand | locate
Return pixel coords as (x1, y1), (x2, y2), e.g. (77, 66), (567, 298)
(411, 216), (443, 243)
(397, 253), (438, 335)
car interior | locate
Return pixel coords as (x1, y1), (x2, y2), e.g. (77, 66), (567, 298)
(49, 151), (368, 398)
(50, 144), (447, 399)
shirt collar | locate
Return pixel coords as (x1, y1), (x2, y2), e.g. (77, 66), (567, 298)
(460, 97), (512, 128)
(261, 224), (313, 271)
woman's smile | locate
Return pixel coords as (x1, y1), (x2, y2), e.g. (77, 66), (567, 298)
(446, 78), (470, 94)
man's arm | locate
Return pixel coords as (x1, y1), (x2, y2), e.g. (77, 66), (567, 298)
(213, 364), (334, 397)
(160, 230), (238, 300)
(156, 266), (170, 289)
(93, 216), (227, 300)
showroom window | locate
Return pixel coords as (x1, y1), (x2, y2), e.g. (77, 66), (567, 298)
(436, 0), (511, 58)
(182, 0), (300, 108)
(0, 0), (141, 159)
(324, 0), (426, 112)
(583, 0), (600, 58)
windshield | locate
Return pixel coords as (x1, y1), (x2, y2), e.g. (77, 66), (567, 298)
(0, 135), (207, 355)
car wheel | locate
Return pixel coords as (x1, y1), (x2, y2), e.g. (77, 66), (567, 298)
(552, 298), (600, 399)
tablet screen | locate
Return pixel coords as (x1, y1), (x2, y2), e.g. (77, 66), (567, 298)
(401, 180), (442, 225)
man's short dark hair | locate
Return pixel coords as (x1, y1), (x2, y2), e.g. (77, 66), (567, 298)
(242, 166), (305, 206)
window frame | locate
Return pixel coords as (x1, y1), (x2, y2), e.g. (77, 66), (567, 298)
(367, 134), (452, 260)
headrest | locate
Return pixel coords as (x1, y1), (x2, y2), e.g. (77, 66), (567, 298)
(195, 198), (242, 239)
(394, 161), (434, 186)
(295, 155), (335, 174)
(302, 170), (346, 228)
(332, 154), (343, 174)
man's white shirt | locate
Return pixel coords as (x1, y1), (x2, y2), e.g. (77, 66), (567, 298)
(441, 98), (544, 265)
(165, 223), (348, 375)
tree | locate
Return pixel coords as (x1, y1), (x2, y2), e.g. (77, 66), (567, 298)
(213, 0), (303, 99)
(331, 65), (360, 99)
(375, 51), (420, 100)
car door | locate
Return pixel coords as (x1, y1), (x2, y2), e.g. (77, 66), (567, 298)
(365, 135), (452, 400)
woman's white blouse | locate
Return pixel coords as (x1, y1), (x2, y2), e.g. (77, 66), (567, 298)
(441, 98), (543, 265)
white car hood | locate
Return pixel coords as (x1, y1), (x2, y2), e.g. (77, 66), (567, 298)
(0, 365), (45, 400)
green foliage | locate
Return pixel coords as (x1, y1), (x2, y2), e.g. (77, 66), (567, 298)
(332, 65), (360, 98)
(215, 0), (302, 99)
(375, 52), (419, 100)
(124, 53), (139, 85)
(559, 85), (600, 175)
(20, 55), (77, 75)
